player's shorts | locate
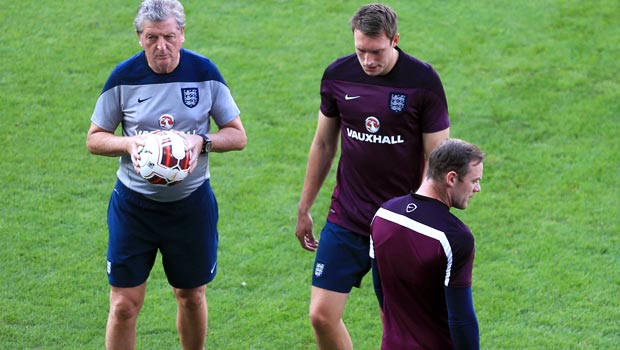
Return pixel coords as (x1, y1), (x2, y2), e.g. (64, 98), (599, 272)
(106, 179), (219, 289)
(311, 221), (371, 293)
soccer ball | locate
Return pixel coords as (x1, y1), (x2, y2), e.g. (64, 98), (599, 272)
(137, 130), (191, 186)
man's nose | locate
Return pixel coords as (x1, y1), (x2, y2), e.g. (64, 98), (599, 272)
(362, 53), (372, 66)
(156, 38), (167, 51)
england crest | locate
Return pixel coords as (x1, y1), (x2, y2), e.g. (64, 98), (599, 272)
(314, 262), (325, 278)
(389, 93), (407, 113)
(181, 88), (199, 108)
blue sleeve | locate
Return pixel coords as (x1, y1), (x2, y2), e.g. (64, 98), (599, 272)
(445, 286), (479, 350)
(371, 257), (384, 310)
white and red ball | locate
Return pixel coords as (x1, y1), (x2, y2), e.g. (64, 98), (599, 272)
(137, 130), (190, 186)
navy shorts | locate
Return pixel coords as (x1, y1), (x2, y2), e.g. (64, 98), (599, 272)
(312, 221), (371, 293)
(106, 180), (219, 289)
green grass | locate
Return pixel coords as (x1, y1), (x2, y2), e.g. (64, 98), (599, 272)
(1, 0), (619, 349)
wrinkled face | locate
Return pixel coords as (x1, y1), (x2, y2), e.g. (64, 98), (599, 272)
(353, 29), (399, 76)
(452, 161), (483, 210)
(138, 17), (185, 74)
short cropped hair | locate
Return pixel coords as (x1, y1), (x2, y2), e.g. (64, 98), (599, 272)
(134, 0), (185, 34)
(426, 139), (485, 181)
(350, 3), (398, 40)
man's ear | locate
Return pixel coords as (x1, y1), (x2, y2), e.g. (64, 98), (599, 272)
(445, 171), (458, 187)
(392, 33), (400, 47)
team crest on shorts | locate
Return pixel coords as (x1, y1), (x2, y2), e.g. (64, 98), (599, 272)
(314, 262), (325, 278)
(181, 88), (199, 108)
(389, 93), (407, 113)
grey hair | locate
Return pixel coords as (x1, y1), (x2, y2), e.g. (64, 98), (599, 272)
(134, 0), (185, 33)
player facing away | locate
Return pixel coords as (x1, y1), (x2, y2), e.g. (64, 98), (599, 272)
(370, 138), (484, 349)
(295, 3), (450, 349)
(86, 1), (247, 349)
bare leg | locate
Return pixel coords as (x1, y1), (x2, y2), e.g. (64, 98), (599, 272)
(309, 286), (352, 350)
(106, 284), (147, 350)
(174, 285), (207, 350)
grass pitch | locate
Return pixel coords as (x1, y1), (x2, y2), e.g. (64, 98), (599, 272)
(1, 0), (618, 349)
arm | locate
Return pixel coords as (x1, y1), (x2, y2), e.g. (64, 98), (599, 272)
(86, 123), (142, 157)
(445, 286), (479, 350)
(421, 128), (450, 177)
(86, 123), (144, 172)
(371, 257), (384, 310)
(180, 116), (248, 160)
(206, 116), (247, 153)
(182, 116), (247, 173)
(371, 256), (386, 326)
(87, 115), (246, 173)
(295, 111), (340, 251)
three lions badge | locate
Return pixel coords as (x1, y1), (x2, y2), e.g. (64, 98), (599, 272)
(181, 87), (199, 108)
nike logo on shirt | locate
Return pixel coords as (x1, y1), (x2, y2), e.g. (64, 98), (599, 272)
(345, 94), (361, 100)
(137, 97), (153, 103)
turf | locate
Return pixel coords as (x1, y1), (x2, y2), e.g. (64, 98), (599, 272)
(1, 0), (618, 349)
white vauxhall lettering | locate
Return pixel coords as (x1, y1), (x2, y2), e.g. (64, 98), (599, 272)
(346, 128), (404, 144)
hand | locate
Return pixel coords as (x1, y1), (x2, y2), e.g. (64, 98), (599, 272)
(128, 135), (146, 174)
(295, 212), (318, 252)
(173, 131), (203, 174)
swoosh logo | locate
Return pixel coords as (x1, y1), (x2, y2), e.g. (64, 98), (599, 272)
(345, 94), (360, 101)
(137, 97), (153, 103)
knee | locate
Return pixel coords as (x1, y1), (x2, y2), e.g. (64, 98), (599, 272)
(309, 304), (333, 330)
(174, 287), (206, 310)
(109, 296), (142, 321)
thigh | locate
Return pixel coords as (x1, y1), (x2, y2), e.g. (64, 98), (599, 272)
(310, 285), (349, 320)
(107, 181), (158, 288)
(160, 181), (219, 289)
(311, 221), (371, 293)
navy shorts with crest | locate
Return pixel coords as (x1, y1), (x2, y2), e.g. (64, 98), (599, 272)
(106, 180), (218, 289)
(312, 221), (371, 293)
